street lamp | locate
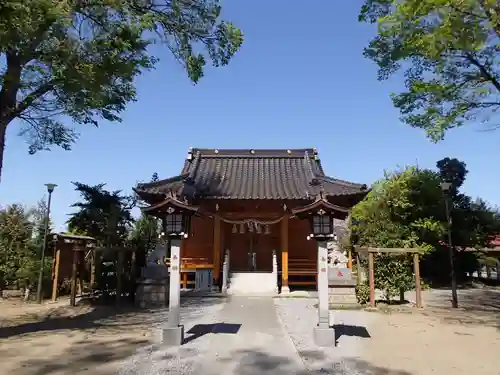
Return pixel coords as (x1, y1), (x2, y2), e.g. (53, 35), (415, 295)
(36, 183), (57, 304)
(440, 181), (458, 308)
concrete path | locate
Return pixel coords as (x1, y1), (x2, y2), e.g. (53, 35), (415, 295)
(193, 296), (306, 375)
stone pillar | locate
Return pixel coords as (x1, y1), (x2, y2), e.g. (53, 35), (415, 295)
(313, 240), (336, 347)
(162, 238), (184, 346)
(222, 250), (229, 293)
(272, 250), (278, 293)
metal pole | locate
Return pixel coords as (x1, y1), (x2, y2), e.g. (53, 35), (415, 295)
(36, 190), (53, 304)
(445, 196), (458, 308)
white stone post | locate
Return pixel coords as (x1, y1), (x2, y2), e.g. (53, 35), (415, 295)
(272, 250), (278, 293)
(222, 250), (229, 293)
(313, 240), (336, 347)
(162, 238), (184, 346)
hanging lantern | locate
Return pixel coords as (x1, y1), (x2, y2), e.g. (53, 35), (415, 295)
(265, 225), (270, 235)
(232, 224), (237, 234)
(240, 223), (245, 234)
(256, 223), (262, 234)
(248, 221), (254, 232)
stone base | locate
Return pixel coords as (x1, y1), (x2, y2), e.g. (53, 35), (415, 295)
(281, 286), (290, 294)
(162, 325), (184, 347)
(135, 278), (169, 308)
(328, 280), (358, 306)
(313, 325), (336, 347)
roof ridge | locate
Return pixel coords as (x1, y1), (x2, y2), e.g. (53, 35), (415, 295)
(320, 175), (367, 189)
(187, 150), (202, 180)
(190, 148), (318, 158)
(137, 173), (189, 188)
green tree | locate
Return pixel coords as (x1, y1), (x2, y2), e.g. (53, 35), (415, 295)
(129, 172), (162, 271)
(0, 204), (51, 295)
(31, 198), (53, 254)
(352, 159), (500, 296)
(359, 0), (500, 141)
(0, 0), (243, 180)
(67, 182), (135, 247)
(351, 167), (444, 300)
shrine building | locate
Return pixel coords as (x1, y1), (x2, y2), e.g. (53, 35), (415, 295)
(134, 148), (368, 293)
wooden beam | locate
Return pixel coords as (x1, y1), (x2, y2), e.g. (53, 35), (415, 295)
(51, 248), (61, 302)
(281, 216), (289, 290)
(213, 216), (222, 285)
(368, 252), (375, 308)
(347, 249), (353, 269)
(182, 272), (188, 289)
(356, 246), (424, 254)
(413, 253), (422, 308)
(70, 250), (78, 307)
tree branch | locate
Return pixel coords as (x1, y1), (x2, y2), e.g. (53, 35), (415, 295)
(9, 82), (54, 122)
(464, 53), (500, 93)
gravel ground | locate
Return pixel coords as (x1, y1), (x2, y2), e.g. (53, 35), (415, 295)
(275, 295), (500, 375)
(274, 298), (379, 374)
(118, 296), (227, 375)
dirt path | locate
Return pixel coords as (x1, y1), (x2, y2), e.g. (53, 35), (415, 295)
(362, 287), (500, 375)
(0, 298), (154, 375)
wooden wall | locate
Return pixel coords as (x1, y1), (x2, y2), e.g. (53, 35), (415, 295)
(288, 217), (316, 261)
(181, 200), (316, 270)
(182, 214), (214, 264)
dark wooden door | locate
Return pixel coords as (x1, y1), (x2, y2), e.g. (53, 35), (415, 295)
(253, 234), (274, 272)
(226, 229), (252, 271)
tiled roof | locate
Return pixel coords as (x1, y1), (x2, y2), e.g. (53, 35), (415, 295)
(135, 148), (368, 201)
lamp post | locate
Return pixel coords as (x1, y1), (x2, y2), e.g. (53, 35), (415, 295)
(36, 183), (57, 304)
(162, 205), (194, 346)
(440, 181), (458, 308)
(304, 208), (337, 347)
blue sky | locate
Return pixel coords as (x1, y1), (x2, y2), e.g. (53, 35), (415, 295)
(1, 0), (499, 231)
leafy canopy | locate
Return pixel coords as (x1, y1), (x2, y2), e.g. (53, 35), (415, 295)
(359, 0), (500, 141)
(0, 204), (52, 290)
(67, 181), (135, 246)
(351, 158), (500, 293)
(0, 0), (243, 176)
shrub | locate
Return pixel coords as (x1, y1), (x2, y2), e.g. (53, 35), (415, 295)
(355, 282), (370, 305)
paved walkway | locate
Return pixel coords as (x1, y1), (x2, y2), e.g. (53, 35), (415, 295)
(193, 296), (306, 374)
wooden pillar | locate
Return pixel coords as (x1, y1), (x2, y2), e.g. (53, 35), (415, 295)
(90, 251), (96, 288)
(70, 249), (78, 307)
(347, 249), (353, 270)
(116, 251), (124, 305)
(213, 216), (222, 285)
(281, 216), (289, 291)
(182, 272), (188, 289)
(414, 253), (422, 308)
(356, 252), (362, 284)
(51, 248), (61, 302)
(368, 251), (375, 308)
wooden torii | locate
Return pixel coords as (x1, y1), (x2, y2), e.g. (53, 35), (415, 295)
(355, 247), (423, 308)
(51, 233), (97, 306)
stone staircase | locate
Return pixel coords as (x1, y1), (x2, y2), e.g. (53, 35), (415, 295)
(227, 272), (278, 295)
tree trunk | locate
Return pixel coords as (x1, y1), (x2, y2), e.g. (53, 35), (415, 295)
(399, 287), (405, 303)
(0, 121), (6, 182)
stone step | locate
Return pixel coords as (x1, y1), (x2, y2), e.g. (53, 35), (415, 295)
(228, 272), (278, 295)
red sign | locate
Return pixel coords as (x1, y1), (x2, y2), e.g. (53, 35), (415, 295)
(337, 271), (344, 277)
